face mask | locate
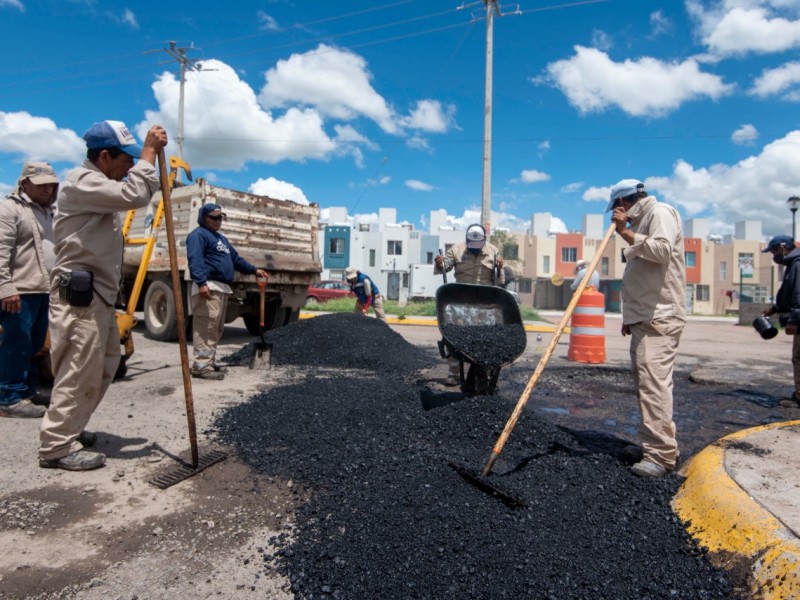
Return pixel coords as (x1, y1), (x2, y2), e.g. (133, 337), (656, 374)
(773, 253), (786, 265)
(467, 247), (481, 255)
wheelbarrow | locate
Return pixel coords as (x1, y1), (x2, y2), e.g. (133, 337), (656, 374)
(436, 283), (527, 396)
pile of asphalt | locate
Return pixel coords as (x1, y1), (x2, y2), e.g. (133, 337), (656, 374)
(441, 323), (526, 366)
(216, 314), (737, 599)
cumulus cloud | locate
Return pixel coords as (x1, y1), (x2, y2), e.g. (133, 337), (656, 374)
(750, 61), (800, 100)
(136, 59), (337, 170)
(687, 0), (800, 56)
(732, 123), (759, 145)
(405, 179), (434, 191)
(0, 111), (85, 163)
(515, 169), (551, 184)
(647, 130), (800, 236)
(259, 44), (400, 134)
(400, 100), (457, 133)
(649, 10), (672, 37)
(536, 46), (733, 117)
(429, 207), (529, 234)
(248, 176), (309, 204)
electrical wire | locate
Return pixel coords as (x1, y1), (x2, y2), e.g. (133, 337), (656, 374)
(350, 143), (398, 213)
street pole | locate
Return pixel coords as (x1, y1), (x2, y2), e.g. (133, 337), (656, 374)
(481, 0), (496, 237)
(788, 196), (800, 241)
(162, 42), (205, 160)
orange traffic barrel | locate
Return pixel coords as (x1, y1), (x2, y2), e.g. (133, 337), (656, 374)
(567, 288), (606, 364)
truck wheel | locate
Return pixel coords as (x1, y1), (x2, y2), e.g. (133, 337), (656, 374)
(285, 308), (301, 324)
(144, 279), (179, 341)
(242, 314), (262, 336)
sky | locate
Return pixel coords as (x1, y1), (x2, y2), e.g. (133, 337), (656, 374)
(2, 0), (800, 239)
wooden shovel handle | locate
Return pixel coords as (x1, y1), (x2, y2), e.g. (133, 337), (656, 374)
(257, 276), (267, 328)
(481, 223), (617, 476)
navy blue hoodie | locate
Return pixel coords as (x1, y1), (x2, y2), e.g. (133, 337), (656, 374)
(186, 204), (257, 286)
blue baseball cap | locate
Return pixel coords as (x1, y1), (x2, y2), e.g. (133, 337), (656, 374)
(763, 235), (794, 252)
(83, 120), (143, 158)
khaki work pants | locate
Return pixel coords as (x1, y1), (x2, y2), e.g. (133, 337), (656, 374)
(355, 294), (387, 323)
(191, 291), (228, 373)
(629, 317), (684, 470)
(40, 295), (118, 460)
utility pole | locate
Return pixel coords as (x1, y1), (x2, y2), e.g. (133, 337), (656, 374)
(481, 0), (500, 236)
(161, 42), (204, 159)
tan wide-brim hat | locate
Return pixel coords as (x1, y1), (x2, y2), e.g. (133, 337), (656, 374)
(19, 161), (59, 186)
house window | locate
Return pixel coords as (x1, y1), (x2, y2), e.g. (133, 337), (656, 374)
(503, 244), (519, 260)
(369, 249), (376, 267)
(387, 240), (402, 255)
(601, 257), (609, 276)
(561, 247), (577, 263)
(720, 261), (727, 281)
(685, 251), (696, 267)
(696, 285), (710, 301)
(518, 278), (532, 293)
(543, 256), (550, 274)
(329, 237), (345, 255)
(426, 252), (434, 264)
(402, 273), (409, 288)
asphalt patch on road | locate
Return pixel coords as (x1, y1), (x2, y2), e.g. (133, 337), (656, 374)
(216, 314), (741, 599)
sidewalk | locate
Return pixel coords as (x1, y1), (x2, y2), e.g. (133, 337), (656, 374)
(362, 309), (800, 599)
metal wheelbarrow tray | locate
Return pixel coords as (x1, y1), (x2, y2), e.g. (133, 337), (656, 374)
(435, 283), (527, 396)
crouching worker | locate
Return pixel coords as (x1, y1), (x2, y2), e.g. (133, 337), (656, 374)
(40, 121), (167, 471)
(344, 267), (387, 322)
(187, 204), (268, 380)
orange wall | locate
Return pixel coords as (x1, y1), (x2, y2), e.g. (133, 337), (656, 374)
(685, 237), (701, 284)
(555, 233), (584, 275)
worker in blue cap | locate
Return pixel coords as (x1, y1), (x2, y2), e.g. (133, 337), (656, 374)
(762, 234), (800, 408)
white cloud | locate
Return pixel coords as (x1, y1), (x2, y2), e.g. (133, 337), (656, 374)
(732, 123), (759, 145)
(121, 8), (138, 28)
(400, 100), (457, 133)
(561, 182), (583, 193)
(405, 179), (434, 191)
(591, 30), (613, 52)
(537, 46), (734, 117)
(537, 140), (550, 156)
(259, 44), (400, 134)
(582, 185), (611, 204)
(248, 176), (309, 205)
(0, 0), (24, 10)
(136, 59), (337, 170)
(258, 11), (279, 31)
(406, 135), (431, 152)
(0, 111), (85, 163)
(750, 61), (800, 99)
(687, 0), (800, 56)
(649, 10), (672, 37)
(516, 169), (551, 184)
(379, 176), (391, 185)
(647, 130), (800, 236)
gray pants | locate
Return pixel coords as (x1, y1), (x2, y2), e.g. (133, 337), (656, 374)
(629, 317), (684, 470)
(40, 295), (118, 460)
(191, 291), (228, 373)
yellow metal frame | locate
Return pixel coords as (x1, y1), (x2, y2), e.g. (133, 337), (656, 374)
(117, 156), (192, 361)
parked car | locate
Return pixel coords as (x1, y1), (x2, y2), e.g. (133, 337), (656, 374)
(305, 280), (355, 304)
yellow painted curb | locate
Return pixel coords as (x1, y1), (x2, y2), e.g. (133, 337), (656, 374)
(299, 312), (567, 333)
(672, 420), (800, 600)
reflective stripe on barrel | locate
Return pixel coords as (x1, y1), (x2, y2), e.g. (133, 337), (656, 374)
(567, 288), (606, 364)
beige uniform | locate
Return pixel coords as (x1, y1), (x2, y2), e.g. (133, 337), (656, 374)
(0, 192), (54, 297)
(40, 160), (159, 461)
(621, 195), (686, 470)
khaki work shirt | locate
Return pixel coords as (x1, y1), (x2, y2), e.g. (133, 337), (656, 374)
(435, 241), (505, 286)
(51, 159), (159, 306)
(621, 196), (686, 325)
(0, 191), (54, 298)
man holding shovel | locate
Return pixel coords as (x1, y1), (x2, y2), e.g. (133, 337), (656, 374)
(608, 179), (686, 478)
(186, 204), (267, 380)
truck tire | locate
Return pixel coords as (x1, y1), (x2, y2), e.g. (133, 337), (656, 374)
(285, 308), (301, 324)
(144, 279), (180, 341)
(243, 304), (287, 334)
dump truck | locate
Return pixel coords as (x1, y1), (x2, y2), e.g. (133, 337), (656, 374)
(122, 179), (321, 341)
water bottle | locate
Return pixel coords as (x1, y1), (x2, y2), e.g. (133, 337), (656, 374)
(536, 333), (542, 353)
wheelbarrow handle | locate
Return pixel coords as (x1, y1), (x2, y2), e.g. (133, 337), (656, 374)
(438, 249), (447, 284)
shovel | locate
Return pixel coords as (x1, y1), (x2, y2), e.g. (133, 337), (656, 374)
(249, 274), (272, 369)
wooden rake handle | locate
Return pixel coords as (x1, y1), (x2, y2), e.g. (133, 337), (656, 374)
(481, 223), (617, 476)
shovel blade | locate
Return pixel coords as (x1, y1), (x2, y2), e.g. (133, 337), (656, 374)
(249, 341), (273, 369)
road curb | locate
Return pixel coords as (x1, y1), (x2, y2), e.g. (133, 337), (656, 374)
(672, 420), (800, 600)
(300, 312), (567, 333)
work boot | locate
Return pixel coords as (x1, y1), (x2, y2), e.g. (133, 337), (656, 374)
(191, 369), (225, 381)
(0, 398), (47, 419)
(778, 394), (800, 408)
(78, 431), (98, 447)
(212, 364), (229, 374)
(39, 449), (106, 471)
(630, 460), (668, 478)
(444, 375), (460, 387)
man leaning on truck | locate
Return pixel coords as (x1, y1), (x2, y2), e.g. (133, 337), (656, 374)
(39, 121), (168, 471)
(187, 204), (268, 380)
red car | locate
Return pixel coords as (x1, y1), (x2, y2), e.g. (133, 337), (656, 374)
(305, 280), (355, 304)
